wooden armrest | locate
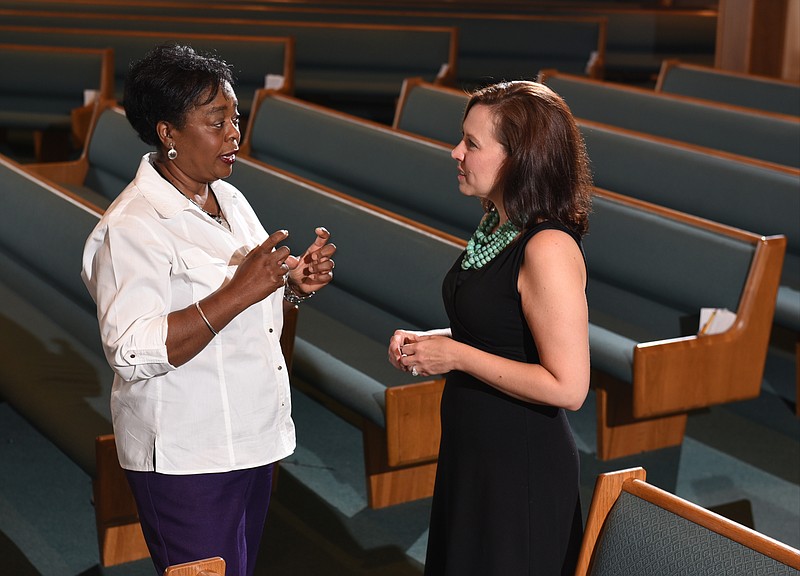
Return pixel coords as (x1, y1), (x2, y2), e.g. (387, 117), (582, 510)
(632, 234), (786, 418)
(26, 158), (89, 186)
(575, 467), (647, 576)
(71, 103), (95, 149)
(385, 378), (444, 467)
(164, 557), (226, 576)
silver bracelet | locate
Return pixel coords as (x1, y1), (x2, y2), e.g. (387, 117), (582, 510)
(195, 301), (218, 336)
(283, 280), (315, 305)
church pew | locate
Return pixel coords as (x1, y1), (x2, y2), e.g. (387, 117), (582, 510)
(0, 24), (295, 118)
(577, 467), (800, 575)
(241, 89), (787, 459)
(0, 11), (455, 112)
(392, 78), (800, 398)
(0, 0), (716, 82)
(537, 69), (800, 169)
(656, 59), (800, 117)
(25, 88), (788, 464)
(0, 43), (113, 160)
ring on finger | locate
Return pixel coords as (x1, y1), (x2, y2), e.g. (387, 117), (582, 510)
(411, 365), (419, 377)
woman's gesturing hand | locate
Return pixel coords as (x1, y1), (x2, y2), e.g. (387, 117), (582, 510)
(286, 227), (336, 295)
(232, 229), (296, 307)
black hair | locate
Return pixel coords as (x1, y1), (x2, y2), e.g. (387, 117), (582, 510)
(123, 43), (235, 146)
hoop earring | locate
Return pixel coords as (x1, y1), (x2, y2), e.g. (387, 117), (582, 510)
(167, 142), (178, 160)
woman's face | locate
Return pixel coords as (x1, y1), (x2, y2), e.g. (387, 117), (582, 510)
(451, 104), (507, 205)
(169, 81), (241, 183)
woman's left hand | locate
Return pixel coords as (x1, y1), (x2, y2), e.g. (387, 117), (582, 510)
(397, 335), (457, 378)
(286, 227), (336, 294)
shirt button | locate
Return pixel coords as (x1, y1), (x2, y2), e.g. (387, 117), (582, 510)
(277, 365), (283, 371)
(268, 328), (274, 333)
(129, 354), (136, 358)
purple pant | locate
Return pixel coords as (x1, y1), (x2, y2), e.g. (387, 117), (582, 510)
(125, 464), (274, 576)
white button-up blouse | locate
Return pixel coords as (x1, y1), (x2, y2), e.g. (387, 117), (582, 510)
(82, 154), (295, 474)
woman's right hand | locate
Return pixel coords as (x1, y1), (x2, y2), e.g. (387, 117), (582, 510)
(231, 229), (298, 308)
(388, 329), (422, 371)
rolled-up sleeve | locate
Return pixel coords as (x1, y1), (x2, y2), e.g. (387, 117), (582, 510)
(83, 206), (174, 382)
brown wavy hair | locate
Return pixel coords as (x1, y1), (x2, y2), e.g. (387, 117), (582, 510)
(465, 81), (592, 236)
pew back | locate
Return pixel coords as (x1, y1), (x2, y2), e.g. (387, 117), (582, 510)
(0, 6), (604, 86)
(0, 43), (113, 132)
(0, 155), (107, 475)
(0, 11), (455, 102)
(586, 190), (784, 425)
(26, 102), (153, 208)
(539, 70), (800, 169)
(577, 468), (800, 575)
(656, 60), (800, 117)
(393, 79), (800, 315)
(0, 25), (294, 116)
(242, 89), (484, 239)
(0, 0), (716, 81)
(393, 77), (467, 146)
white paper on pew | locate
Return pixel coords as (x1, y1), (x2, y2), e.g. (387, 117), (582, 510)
(698, 307), (736, 335)
(585, 51), (599, 75)
(265, 74), (285, 90)
(84, 89), (100, 106)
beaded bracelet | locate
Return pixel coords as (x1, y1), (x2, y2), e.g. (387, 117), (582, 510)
(284, 280), (315, 305)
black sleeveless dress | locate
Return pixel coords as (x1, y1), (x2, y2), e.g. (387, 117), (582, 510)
(424, 222), (584, 576)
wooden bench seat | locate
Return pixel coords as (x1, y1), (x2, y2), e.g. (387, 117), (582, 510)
(0, 43), (113, 161)
(577, 467), (800, 574)
(240, 10), (607, 88)
(0, 10), (455, 111)
(538, 69), (800, 169)
(656, 60), (800, 117)
(0, 24), (295, 118)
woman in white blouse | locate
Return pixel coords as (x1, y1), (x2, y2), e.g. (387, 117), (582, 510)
(81, 44), (335, 576)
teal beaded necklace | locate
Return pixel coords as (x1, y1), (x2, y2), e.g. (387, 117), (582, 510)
(461, 209), (520, 270)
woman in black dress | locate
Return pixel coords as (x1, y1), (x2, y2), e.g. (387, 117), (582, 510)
(388, 81), (592, 575)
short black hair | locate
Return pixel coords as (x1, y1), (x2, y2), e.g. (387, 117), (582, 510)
(123, 43), (235, 146)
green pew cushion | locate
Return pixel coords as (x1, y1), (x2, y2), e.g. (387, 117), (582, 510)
(589, 491), (793, 575)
